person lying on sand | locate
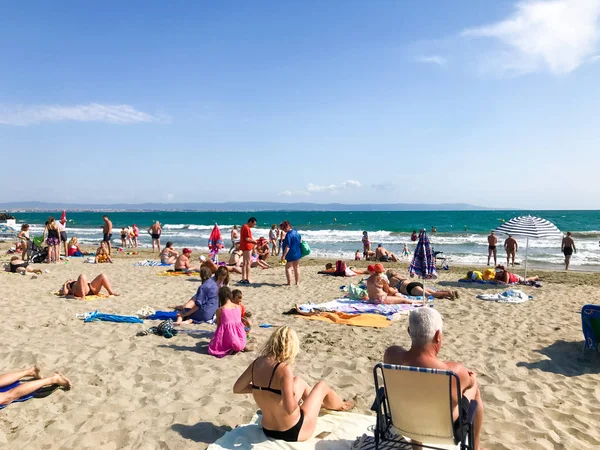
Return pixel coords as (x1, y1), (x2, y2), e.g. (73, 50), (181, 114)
(319, 262), (370, 277)
(386, 269), (458, 300)
(367, 264), (419, 304)
(59, 273), (119, 299)
(233, 326), (355, 442)
(201, 255), (243, 274)
(384, 308), (486, 450)
(0, 366), (72, 407)
(494, 265), (539, 285)
(6, 256), (43, 274)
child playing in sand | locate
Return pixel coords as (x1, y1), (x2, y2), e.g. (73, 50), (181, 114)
(208, 287), (248, 357)
(355, 250), (361, 261)
(231, 289), (252, 332)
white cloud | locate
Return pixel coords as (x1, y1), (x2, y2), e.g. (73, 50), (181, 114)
(461, 0), (600, 75)
(306, 180), (361, 193)
(0, 103), (167, 126)
(279, 190), (292, 197)
(416, 55), (447, 66)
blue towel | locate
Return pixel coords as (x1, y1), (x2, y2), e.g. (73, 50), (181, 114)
(147, 311), (216, 325)
(0, 381), (58, 410)
(84, 311), (144, 324)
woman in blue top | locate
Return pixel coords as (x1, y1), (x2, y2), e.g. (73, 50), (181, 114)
(175, 266), (230, 325)
(280, 221), (302, 286)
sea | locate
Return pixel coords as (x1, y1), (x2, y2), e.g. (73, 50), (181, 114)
(11, 210), (600, 270)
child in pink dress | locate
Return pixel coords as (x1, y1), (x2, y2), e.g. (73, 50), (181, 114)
(208, 287), (247, 358)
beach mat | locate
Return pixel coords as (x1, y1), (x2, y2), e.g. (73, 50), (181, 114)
(156, 271), (192, 276)
(133, 260), (172, 267)
(297, 298), (431, 318)
(208, 411), (375, 450)
(0, 381), (61, 410)
(53, 291), (111, 301)
(146, 311), (216, 325)
(295, 311), (392, 328)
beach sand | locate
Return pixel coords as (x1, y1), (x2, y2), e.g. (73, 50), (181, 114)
(1, 247), (600, 449)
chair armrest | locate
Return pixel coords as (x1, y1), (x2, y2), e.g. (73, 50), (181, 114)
(371, 386), (386, 412)
(466, 399), (478, 424)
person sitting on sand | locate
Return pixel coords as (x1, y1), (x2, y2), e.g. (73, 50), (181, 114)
(384, 307), (485, 450)
(200, 255), (243, 274)
(367, 264), (419, 304)
(494, 265), (539, 285)
(0, 366), (72, 407)
(248, 250), (270, 269)
(232, 288), (252, 331)
(208, 286), (248, 357)
(59, 273), (119, 299)
(160, 241), (179, 265)
(233, 326), (355, 442)
(174, 266), (229, 325)
(256, 237), (271, 261)
(320, 262), (370, 277)
(375, 244), (398, 262)
(95, 241), (113, 264)
(67, 237), (87, 257)
(386, 269), (458, 300)
(228, 245), (243, 267)
(174, 248), (198, 272)
(6, 256), (43, 274)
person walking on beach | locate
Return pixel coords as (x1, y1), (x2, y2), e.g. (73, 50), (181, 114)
(230, 225), (240, 253)
(384, 308), (484, 450)
(102, 215), (113, 255)
(239, 217), (257, 284)
(148, 221), (162, 253)
(561, 232), (576, 270)
(504, 234), (518, 266)
(280, 220), (301, 286)
(487, 231), (498, 266)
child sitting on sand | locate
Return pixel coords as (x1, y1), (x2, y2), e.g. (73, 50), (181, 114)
(208, 287), (248, 357)
(231, 289), (252, 332)
(354, 250), (361, 260)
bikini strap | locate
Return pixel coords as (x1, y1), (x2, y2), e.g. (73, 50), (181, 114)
(267, 362), (281, 389)
(251, 360), (255, 385)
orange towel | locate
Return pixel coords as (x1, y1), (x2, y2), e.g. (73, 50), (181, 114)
(156, 271), (192, 276)
(295, 312), (392, 328)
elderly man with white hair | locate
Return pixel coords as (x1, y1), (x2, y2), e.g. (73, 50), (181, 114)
(384, 307), (485, 450)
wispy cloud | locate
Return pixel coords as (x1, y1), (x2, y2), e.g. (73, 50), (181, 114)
(371, 182), (397, 191)
(279, 190), (293, 197)
(0, 103), (167, 126)
(416, 55), (447, 67)
(461, 0), (600, 76)
(306, 180), (361, 193)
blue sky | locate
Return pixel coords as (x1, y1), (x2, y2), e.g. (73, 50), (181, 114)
(1, 0), (600, 209)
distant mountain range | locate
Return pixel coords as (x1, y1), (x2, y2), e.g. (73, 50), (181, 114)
(0, 201), (489, 212)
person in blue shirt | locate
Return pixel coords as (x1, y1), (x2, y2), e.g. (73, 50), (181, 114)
(280, 221), (302, 286)
(175, 266), (230, 325)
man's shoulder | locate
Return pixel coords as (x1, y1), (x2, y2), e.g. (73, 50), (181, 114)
(383, 345), (408, 364)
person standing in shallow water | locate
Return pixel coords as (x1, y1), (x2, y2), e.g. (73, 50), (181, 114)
(561, 232), (576, 271)
(504, 235), (518, 267)
(487, 231), (498, 266)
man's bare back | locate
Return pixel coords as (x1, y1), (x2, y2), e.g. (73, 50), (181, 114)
(504, 237), (517, 251)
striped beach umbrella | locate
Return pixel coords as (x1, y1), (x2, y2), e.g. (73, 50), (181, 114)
(0, 223), (16, 237)
(494, 215), (562, 278)
(409, 230), (438, 280)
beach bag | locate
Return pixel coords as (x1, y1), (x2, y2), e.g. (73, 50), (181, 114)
(334, 260), (347, 276)
(300, 239), (311, 257)
(347, 283), (368, 301)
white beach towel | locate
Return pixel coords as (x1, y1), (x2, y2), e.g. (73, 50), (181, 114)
(207, 411), (375, 450)
(476, 289), (532, 304)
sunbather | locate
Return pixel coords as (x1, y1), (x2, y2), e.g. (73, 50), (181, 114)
(59, 273), (119, 298)
(384, 308), (484, 450)
(233, 326), (355, 442)
(174, 248), (198, 272)
(494, 265), (539, 284)
(319, 262), (369, 276)
(0, 366), (72, 407)
(6, 256), (43, 274)
(200, 255), (243, 274)
(160, 242), (179, 264)
(375, 244), (398, 262)
(367, 264), (419, 304)
(387, 269), (457, 300)
(95, 241), (113, 264)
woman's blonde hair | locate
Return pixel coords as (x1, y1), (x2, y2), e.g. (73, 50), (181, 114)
(68, 237), (78, 247)
(260, 326), (300, 365)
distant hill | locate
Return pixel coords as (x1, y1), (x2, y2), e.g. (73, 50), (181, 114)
(0, 201), (489, 212)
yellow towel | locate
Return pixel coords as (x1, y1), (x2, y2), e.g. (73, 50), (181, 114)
(53, 292), (110, 301)
(156, 271), (192, 276)
(295, 312), (392, 328)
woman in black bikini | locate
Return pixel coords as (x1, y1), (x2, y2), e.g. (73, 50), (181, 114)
(59, 273), (119, 299)
(233, 326), (355, 442)
(386, 270), (458, 300)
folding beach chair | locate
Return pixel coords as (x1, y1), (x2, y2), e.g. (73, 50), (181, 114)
(581, 304), (600, 356)
(372, 363), (478, 450)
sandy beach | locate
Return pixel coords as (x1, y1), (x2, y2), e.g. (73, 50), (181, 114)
(1, 247), (600, 449)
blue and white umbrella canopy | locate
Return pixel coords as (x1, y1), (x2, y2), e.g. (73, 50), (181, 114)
(409, 231), (437, 280)
(494, 215), (562, 277)
(0, 224), (16, 237)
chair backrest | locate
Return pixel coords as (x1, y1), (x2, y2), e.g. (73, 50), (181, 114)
(582, 304), (600, 349)
(380, 364), (458, 446)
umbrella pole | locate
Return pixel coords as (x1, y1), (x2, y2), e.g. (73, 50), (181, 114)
(524, 237), (529, 280)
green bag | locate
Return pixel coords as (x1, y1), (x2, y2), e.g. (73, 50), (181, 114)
(347, 283), (368, 300)
(300, 239), (311, 257)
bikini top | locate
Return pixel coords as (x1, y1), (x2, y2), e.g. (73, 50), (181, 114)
(251, 361), (282, 395)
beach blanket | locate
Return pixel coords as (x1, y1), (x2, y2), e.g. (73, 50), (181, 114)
(297, 298), (432, 318)
(53, 291), (111, 301)
(156, 270), (193, 276)
(146, 310), (216, 325)
(79, 311), (144, 323)
(296, 311), (393, 328)
(207, 411), (375, 450)
(0, 381), (61, 410)
(458, 279), (500, 285)
(476, 289), (532, 304)
(133, 260), (172, 267)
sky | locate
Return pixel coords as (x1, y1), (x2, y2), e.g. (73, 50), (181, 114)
(1, 0), (600, 209)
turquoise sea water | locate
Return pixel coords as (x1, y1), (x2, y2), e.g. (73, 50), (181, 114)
(12, 210), (600, 268)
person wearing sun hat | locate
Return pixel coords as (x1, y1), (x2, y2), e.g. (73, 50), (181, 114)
(366, 263), (418, 305)
(174, 248), (198, 273)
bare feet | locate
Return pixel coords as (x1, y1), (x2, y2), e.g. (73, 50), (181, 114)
(30, 366), (42, 379)
(53, 372), (72, 390)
